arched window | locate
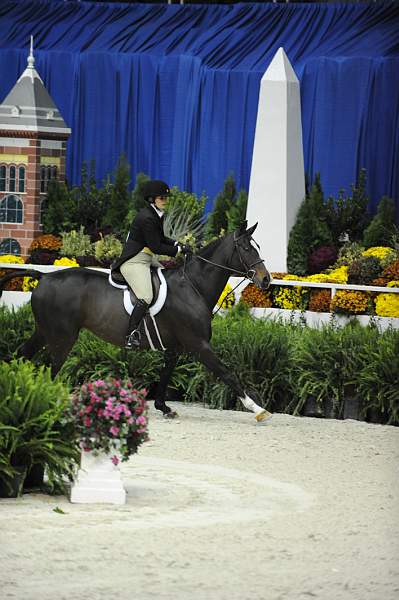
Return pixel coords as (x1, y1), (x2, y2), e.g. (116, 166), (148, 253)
(0, 166), (5, 191)
(40, 197), (47, 226)
(0, 237), (21, 256)
(40, 166), (46, 193)
(40, 163), (58, 193)
(18, 166), (25, 193)
(9, 166), (16, 192)
(0, 195), (23, 223)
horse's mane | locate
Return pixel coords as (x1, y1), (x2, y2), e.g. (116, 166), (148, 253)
(196, 234), (228, 259)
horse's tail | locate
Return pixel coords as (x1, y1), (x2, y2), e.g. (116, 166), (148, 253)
(0, 269), (44, 299)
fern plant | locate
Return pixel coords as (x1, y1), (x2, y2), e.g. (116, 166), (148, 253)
(0, 360), (79, 494)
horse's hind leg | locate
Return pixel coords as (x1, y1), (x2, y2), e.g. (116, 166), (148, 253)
(17, 329), (45, 361)
(153, 350), (179, 418)
(43, 327), (80, 378)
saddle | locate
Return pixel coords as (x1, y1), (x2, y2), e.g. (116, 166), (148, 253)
(109, 268), (168, 351)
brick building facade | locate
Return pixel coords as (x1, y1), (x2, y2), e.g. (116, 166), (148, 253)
(0, 40), (70, 257)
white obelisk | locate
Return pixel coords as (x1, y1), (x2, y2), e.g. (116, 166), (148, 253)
(247, 47), (305, 272)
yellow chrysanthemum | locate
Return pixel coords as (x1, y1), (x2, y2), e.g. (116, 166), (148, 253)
(375, 292), (399, 317)
(22, 277), (39, 292)
(274, 286), (307, 310)
(217, 283), (235, 309)
(0, 254), (25, 264)
(362, 247), (396, 262)
(53, 257), (79, 267)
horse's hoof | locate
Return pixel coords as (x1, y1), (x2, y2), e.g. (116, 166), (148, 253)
(164, 411), (179, 419)
(255, 409), (273, 423)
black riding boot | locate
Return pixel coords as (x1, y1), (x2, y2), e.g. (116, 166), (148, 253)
(125, 299), (149, 349)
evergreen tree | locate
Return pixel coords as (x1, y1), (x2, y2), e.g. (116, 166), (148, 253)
(104, 154), (132, 239)
(205, 174), (236, 240)
(226, 189), (248, 232)
(42, 180), (76, 235)
(363, 196), (397, 248)
(326, 168), (371, 244)
(72, 160), (111, 237)
(287, 173), (333, 275)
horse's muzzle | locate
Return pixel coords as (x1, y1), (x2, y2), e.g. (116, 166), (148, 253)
(260, 273), (272, 291)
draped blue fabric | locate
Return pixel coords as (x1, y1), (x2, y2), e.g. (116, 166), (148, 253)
(0, 1), (398, 215)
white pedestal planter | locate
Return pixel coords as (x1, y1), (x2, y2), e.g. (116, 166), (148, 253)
(70, 449), (126, 505)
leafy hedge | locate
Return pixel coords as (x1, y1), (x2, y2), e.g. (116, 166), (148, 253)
(1, 304), (398, 425)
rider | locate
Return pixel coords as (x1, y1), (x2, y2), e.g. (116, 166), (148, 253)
(111, 179), (191, 349)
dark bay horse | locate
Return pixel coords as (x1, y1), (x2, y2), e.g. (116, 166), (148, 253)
(0, 222), (273, 421)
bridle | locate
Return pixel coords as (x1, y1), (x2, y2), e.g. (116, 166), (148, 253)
(194, 232), (265, 284)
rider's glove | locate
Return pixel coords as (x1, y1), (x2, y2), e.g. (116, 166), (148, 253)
(179, 244), (192, 255)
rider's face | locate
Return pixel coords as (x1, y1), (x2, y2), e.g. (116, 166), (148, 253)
(154, 195), (168, 211)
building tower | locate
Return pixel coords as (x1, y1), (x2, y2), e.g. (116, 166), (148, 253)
(0, 38), (71, 257)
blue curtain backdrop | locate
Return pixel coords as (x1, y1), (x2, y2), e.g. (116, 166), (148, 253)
(0, 1), (398, 215)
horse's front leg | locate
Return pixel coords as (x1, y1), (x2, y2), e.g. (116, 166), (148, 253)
(197, 343), (273, 422)
(153, 349), (179, 418)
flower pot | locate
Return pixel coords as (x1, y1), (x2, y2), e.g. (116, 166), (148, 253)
(302, 397), (324, 418)
(343, 396), (363, 421)
(70, 447), (126, 505)
(24, 464), (45, 490)
(323, 398), (336, 419)
(0, 466), (27, 498)
(366, 407), (387, 425)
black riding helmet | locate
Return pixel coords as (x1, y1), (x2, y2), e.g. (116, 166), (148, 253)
(143, 180), (170, 203)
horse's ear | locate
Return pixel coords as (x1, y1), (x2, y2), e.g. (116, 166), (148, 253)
(238, 220), (248, 234)
(246, 222), (258, 237)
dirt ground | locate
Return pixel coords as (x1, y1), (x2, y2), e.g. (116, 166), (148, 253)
(1, 402), (398, 600)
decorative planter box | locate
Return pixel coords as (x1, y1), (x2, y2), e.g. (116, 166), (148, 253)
(70, 449), (126, 505)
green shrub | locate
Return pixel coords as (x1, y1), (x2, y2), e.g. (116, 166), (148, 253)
(94, 234), (123, 264)
(103, 154), (132, 239)
(358, 327), (399, 424)
(334, 241), (365, 267)
(347, 256), (382, 285)
(0, 360), (79, 493)
(127, 172), (151, 226)
(287, 173), (333, 275)
(41, 180), (76, 235)
(61, 226), (93, 257)
(325, 168), (371, 245)
(363, 196), (398, 249)
(205, 174), (237, 240)
(226, 189), (248, 232)
(186, 308), (293, 411)
(0, 304), (35, 361)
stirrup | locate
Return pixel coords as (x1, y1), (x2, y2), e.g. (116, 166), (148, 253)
(125, 329), (141, 349)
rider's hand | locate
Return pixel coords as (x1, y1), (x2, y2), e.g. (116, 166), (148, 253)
(179, 244), (192, 255)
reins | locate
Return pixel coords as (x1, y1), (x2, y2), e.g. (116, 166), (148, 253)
(181, 233), (265, 318)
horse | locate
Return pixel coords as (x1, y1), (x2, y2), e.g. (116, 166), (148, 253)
(0, 222), (273, 421)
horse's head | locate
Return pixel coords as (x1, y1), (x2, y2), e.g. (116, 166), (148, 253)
(231, 222), (271, 291)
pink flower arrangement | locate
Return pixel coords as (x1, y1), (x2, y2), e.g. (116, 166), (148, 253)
(68, 378), (149, 464)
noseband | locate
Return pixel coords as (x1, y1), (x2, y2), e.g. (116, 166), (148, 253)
(194, 233), (264, 284)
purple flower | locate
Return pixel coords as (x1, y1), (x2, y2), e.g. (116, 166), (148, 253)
(111, 455), (119, 466)
(109, 426), (120, 436)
